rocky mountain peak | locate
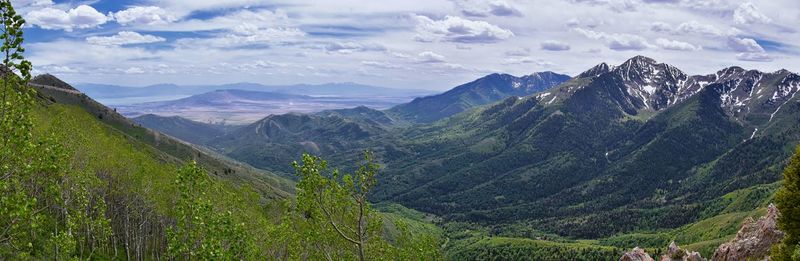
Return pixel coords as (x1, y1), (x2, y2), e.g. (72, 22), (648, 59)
(621, 55), (658, 67)
(578, 62), (614, 78)
(31, 73), (78, 91)
(611, 56), (690, 110)
(716, 66), (746, 79)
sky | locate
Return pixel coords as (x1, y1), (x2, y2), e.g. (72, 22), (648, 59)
(11, 0), (800, 91)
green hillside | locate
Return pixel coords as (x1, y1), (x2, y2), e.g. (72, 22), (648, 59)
(203, 57), (800, 244)
(132, 114), (238, 145)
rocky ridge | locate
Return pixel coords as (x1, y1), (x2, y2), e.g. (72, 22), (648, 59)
(712, 204), (783, 261)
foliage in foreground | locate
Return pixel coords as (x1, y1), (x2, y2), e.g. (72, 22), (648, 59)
(167, 161), (251, 259)
(773, 146), (800, 260)
(0, 0), (111, 258)
(276, 152), (442, 260)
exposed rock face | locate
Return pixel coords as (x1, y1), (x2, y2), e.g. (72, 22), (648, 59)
(712, 204), (784, 261)
(619, 247), (654, 261)
(661, 241), (704, 261)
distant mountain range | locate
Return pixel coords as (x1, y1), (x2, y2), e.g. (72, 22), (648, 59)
(153, 55), (800, 241)
(77, 82), (438, 105)
(118, 89), (424, 124)
(389, 71), (571, 123)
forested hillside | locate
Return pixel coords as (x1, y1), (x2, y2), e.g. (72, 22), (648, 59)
(205, 55), (800, 243)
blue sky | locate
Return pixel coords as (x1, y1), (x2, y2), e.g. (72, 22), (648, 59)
(12, 0), (800, 90)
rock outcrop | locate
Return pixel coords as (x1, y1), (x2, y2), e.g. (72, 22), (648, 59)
(712, 204), (784, 261)
(661, 241), (704, 261)
(620, 247), (654, 261)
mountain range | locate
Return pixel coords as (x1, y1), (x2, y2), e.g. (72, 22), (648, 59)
(26, 55), (799, 259)
(77, 82), (437, 105)
(145, 55), (800, 241)
(389, 71), (571, 123)
(120, 88), (423, 124)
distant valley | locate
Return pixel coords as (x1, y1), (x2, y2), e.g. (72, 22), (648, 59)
(77, 82), (436, 124)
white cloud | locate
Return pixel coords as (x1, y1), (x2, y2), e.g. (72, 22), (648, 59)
(434, 63), (470, 71)
(736, 52), (773, 62)
(151, 0), (269, 17)
(155, 64), (177, 74)
(417, 51), (447, 63)
(457, 0), (523, 17)
(86, 31), (166, 46)
(34, 64), (77, 74)
(175, 27), (305, 48)
(414, 15), (514, 43)
(650, 22), (672, 33)
(569, 0), (639, 12)
(502, 57), (553, 66)
(135, 9), (290, 33)
(675, 21), (723, 36)
(486, 1), (523, 16)
(727, 37), (764, 52)
(26, 5), (108, 31)
(726, 36), (772, 62)
(649, 21), (724, 37)
(123, 67), (145, 74)
(565, 17), (604, 29)
(655, 38), (701, 51)
(733, 2), (771, 25)
(540, 40), (571, 51)
(574, 28), (651, 51)
(505, 48), (531, 56)
(362, 61), (405, 69)
(324, 42), (387, 54)
(112, 6), (178, 26)
(678, 0), (735, 12)
(13, 0), (53, 7)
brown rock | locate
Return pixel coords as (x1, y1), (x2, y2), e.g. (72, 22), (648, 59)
(712, 204), (784, 261)
(620, 247), (655, 261)
(661, 241), (705, 261)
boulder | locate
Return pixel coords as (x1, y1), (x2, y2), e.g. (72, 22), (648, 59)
(620, 247), (654, 261)
(661, 241), (704, 261)
(712, 204), (784, 261)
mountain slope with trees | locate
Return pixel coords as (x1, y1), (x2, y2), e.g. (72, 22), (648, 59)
(204, 56), (800, 242)
(388, 71), (571, 123)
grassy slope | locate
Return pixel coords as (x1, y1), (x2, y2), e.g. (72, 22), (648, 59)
(32, 103), (282, 232)
(33, 86), (294, 200)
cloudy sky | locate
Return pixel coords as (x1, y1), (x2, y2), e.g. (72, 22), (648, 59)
(13, 0), (800, 90)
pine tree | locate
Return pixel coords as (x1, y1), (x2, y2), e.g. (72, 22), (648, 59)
(774, 146), (800, 260)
